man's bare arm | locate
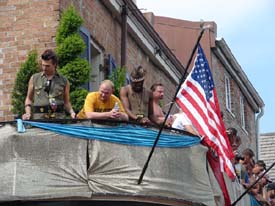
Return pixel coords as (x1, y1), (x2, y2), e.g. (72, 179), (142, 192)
(64, 81), (75, 118)
(22, 76), (34, 120)
(120, 86), (137, 120)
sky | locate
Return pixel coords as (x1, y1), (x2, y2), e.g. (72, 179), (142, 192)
(137, 0), (275, 134)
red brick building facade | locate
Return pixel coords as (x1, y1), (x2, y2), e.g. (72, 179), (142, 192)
(0, 0), (183, 121)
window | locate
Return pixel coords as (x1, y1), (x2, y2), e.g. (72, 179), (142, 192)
(79, 27), (91, 63)
(79, 27), (91, 91)
(90, 42), (104, 91)
(104, 54), (128, 85)
(107, 54), (117, 78)
(225, 75), (232, 112)
(240, 95), (246, 129)
(79, 26), (104, 91)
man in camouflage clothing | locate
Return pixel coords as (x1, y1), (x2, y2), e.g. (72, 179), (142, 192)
(22, 49), (75, 120)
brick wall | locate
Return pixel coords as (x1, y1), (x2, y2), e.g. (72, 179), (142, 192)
(60, 0), (178, 110)
(1, 0), (178, 122)
(212, 53), (256, 151)
(0, 0), (60, 121)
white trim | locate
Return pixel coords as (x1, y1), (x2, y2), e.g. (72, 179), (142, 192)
(90, 39), (104, 91)
(215, 39), (264, 111)
(240, 95), (246, 129)
(225, 75), (232, 112)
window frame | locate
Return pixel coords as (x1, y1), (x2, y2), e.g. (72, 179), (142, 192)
(225, 75), (232, 112)
(240, 94), (246, 129)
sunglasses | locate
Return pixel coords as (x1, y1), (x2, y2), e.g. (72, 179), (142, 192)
(44, 80), (51, 93)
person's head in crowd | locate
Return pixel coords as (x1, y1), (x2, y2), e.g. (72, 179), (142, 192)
(267, 183), (275, 203)
(226, 127), (237, 137)
(150, 83), (164, 101)
(98, 80), (114, 102)
(253, 160), (266, 176)
(232, 135), (242, 152)
(241, 148), (255, 165)
(130, 66), (146, 93)
(226, 127), (241, 151)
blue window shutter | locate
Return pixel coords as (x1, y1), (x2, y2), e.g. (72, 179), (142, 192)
(126, 72), (130, 85)
(108, 54), (129, 85)
(79, 27), (91, 90)
(108, 54), (117, 76)
(79, 26), (91, 63)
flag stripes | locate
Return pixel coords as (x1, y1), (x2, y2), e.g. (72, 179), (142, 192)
(175, 45), (235, 180)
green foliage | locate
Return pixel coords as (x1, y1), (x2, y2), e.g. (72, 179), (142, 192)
(108, 67), (127, 97)
(56, 5), (91, 113)
(56, 34), (85, 67)
(11, 51), (39, 116)
(56, 5), (83, 44)
(59, 58), (90, 90)
(70, 88), (88, 113)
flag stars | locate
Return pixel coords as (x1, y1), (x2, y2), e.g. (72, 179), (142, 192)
(191, 48), (215, 101)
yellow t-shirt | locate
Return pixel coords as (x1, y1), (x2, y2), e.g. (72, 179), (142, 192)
(77, 92), (126, 119)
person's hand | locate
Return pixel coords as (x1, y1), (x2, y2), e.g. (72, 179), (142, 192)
(165, 115), (174, 127)
(70, 111), (76, 119)
(110, 109), (121, 119)
(22, 113), (31, 120)
(140, 117), (151, 124)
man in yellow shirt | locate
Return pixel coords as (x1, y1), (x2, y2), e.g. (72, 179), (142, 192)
(77, 80), (128, 121)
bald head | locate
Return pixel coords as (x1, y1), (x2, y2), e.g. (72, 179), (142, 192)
(99, 80), (114, 102)
(100, 80), (114, 89)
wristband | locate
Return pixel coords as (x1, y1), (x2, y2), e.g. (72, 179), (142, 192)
(25, 104), (32, 108)
(136, 116), (143, 122)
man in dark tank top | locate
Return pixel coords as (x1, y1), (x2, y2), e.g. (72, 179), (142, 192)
(120, 66), (151, 125)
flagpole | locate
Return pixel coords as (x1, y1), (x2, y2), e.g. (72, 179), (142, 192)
(231, 161), (275, 206)
(137, 25), (208, 184)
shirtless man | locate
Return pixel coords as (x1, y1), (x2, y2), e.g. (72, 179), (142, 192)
(149, 83), (173, 126)
(149, 83), (197, 135)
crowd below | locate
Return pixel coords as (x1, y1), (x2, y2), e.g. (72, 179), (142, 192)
(227, 127), (275, 206)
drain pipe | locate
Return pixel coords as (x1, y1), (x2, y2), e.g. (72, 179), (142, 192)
(121, 3), (128, 67)
(255, 106), (264, 160)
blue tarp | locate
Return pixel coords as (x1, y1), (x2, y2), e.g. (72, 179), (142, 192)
(20, 120), (201, 148)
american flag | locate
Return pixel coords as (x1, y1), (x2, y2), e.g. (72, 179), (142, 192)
(176, 44), (235, 180)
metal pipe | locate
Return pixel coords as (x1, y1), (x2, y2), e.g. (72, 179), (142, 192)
(121, 4), (128, 67)
(255, 106), (264, 160)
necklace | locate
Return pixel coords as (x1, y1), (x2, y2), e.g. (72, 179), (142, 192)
(132, 89), (144, 114)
